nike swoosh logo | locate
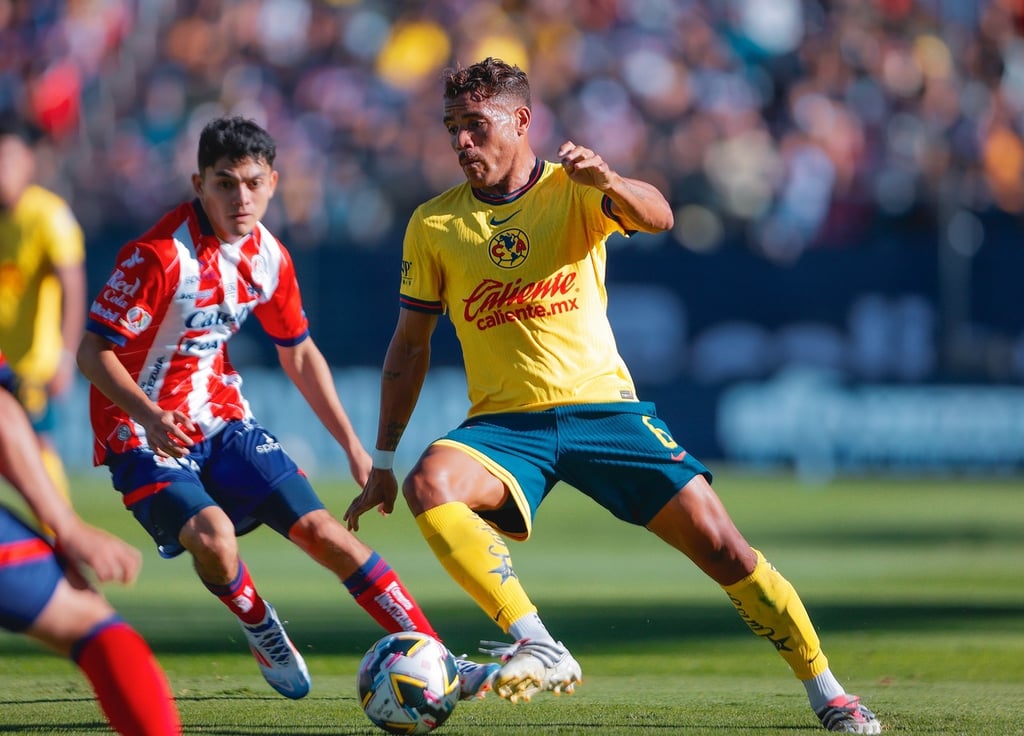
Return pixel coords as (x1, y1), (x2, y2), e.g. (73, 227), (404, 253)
(489, 209), (522, 226)
(671, 450), (686, 461)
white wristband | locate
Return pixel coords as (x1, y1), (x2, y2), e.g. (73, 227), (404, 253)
(372, 449), (395, 470)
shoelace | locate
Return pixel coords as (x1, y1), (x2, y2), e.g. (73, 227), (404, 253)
(479, 638), (564, 666)
(818, 696), (874, 729)
(454, 658), (485, 675)
(250, 626), (292, 666)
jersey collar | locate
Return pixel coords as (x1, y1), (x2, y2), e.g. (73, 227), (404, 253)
(192, 197), (216, 238)
(471, 157), (544, 205)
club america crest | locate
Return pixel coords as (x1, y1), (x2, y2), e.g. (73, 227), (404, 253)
(488, 228), (530, 269)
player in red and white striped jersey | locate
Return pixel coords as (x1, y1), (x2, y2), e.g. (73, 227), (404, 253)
(77, 117), (497, 701)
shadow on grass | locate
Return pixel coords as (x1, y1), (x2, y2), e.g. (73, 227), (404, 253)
(0, 727), (112, 734)
(751, 523), (1023, 548)
(4, 598), (1015, 659)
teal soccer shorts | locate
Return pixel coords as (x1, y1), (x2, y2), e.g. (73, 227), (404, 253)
(434, 401), (711, 540)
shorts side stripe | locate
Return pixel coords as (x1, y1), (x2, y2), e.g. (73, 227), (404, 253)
(0, 538), (51, 567)
(123, 481), (170, 507)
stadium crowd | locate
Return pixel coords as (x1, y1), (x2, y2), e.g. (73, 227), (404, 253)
(0, 0), (1021, 263)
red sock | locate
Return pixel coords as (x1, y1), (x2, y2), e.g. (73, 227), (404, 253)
(73, 617), (181, 736)
(344, 552), (440, 638)
(203, 560), (267, 625)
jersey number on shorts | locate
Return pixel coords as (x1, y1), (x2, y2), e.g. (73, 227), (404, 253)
(642, 416), (678, 450)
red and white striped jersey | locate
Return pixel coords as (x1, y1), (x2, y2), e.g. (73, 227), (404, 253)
(85, 200), (309, 465)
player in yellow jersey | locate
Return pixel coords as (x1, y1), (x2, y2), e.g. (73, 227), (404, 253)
(346, 58), (881, 734)
(0, 120), (85, 504)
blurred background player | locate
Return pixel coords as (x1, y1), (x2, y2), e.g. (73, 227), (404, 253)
(0, 118), (86, 506)
(77, 116), (497, 701)
(0, 350), (180, 736)
(346, 58), (881, 734)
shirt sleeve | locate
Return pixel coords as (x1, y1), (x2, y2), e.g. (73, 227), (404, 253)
(253, 242), (310, 345)
(398, 210), (445, 315)
(86, 241), (168, 345)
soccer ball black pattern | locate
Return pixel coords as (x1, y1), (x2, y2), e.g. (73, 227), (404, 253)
(357, 632), (460, 734)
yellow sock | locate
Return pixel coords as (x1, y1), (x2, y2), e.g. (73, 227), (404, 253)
(722, 549), (829, 680)
(39, 444), (71, 504)
(32, 444), (71, 536)
(416, 502), (536, 633)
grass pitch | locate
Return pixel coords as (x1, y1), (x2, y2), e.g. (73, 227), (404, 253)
(1, 470), (1022, 734)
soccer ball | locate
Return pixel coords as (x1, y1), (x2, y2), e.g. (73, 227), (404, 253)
(357, 632), (460, 734)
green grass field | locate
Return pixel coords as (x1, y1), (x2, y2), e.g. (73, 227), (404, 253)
(2, 470), (1022, 735)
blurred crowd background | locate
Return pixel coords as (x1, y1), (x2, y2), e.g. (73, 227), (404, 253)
(3, 0), (1023, 257)
(4, 0), (1024, 471)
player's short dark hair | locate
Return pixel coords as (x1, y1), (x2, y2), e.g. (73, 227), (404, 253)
(197, 116), (276, 172)
(442, 58), (530, 108)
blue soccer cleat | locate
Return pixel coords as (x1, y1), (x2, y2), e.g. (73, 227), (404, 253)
(240, 603), (311, 699)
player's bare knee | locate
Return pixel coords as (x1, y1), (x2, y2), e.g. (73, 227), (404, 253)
(181, 515), (238, 573)
(401, 470), (443, 513)
(29, 581), (115, 656)
(188, 536), (238, 575)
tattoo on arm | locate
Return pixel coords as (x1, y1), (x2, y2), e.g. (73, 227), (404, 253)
(383, 422), (406, 450)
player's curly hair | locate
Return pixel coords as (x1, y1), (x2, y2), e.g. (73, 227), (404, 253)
(443, 58), (531, 108)
(197, 116), (276, 172)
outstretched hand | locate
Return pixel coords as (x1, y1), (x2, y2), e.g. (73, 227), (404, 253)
(344, 469), (398, 532)
(558, 140), (615, 190)
(57, 516), (142, 586)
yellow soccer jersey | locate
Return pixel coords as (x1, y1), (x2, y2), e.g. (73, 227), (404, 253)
(401, 158), (639, 416)
(0, 185), (84, 380)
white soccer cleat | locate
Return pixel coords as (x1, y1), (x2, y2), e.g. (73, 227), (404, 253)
(240, 603), (311, 699)
(815, 694), (882, 734)
(480, 638), (581, 703)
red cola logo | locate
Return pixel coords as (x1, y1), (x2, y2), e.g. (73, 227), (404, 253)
(463, 271), (577, 321)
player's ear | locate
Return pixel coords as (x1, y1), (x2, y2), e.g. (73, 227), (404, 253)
(191, 172), (204, 196)
(515, 105), (531, 136)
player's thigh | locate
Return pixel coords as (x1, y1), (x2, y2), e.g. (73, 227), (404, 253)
(416, 414), (558, 539)
(251, 470), (326, 540)
(205, 420), (304, 517)
(108, 450), (217, 559)
(0, 511), (64, 635)
(560, 403), (710, 525)
(0, 509), (114, 655)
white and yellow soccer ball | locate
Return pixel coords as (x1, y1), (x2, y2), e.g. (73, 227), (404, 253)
(357, 631), (460, 734)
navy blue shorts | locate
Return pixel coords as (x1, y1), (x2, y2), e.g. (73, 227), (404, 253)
(434, 401), (711, 540)
(105, 419), (324, 558)
(0, 506), (63, 632)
